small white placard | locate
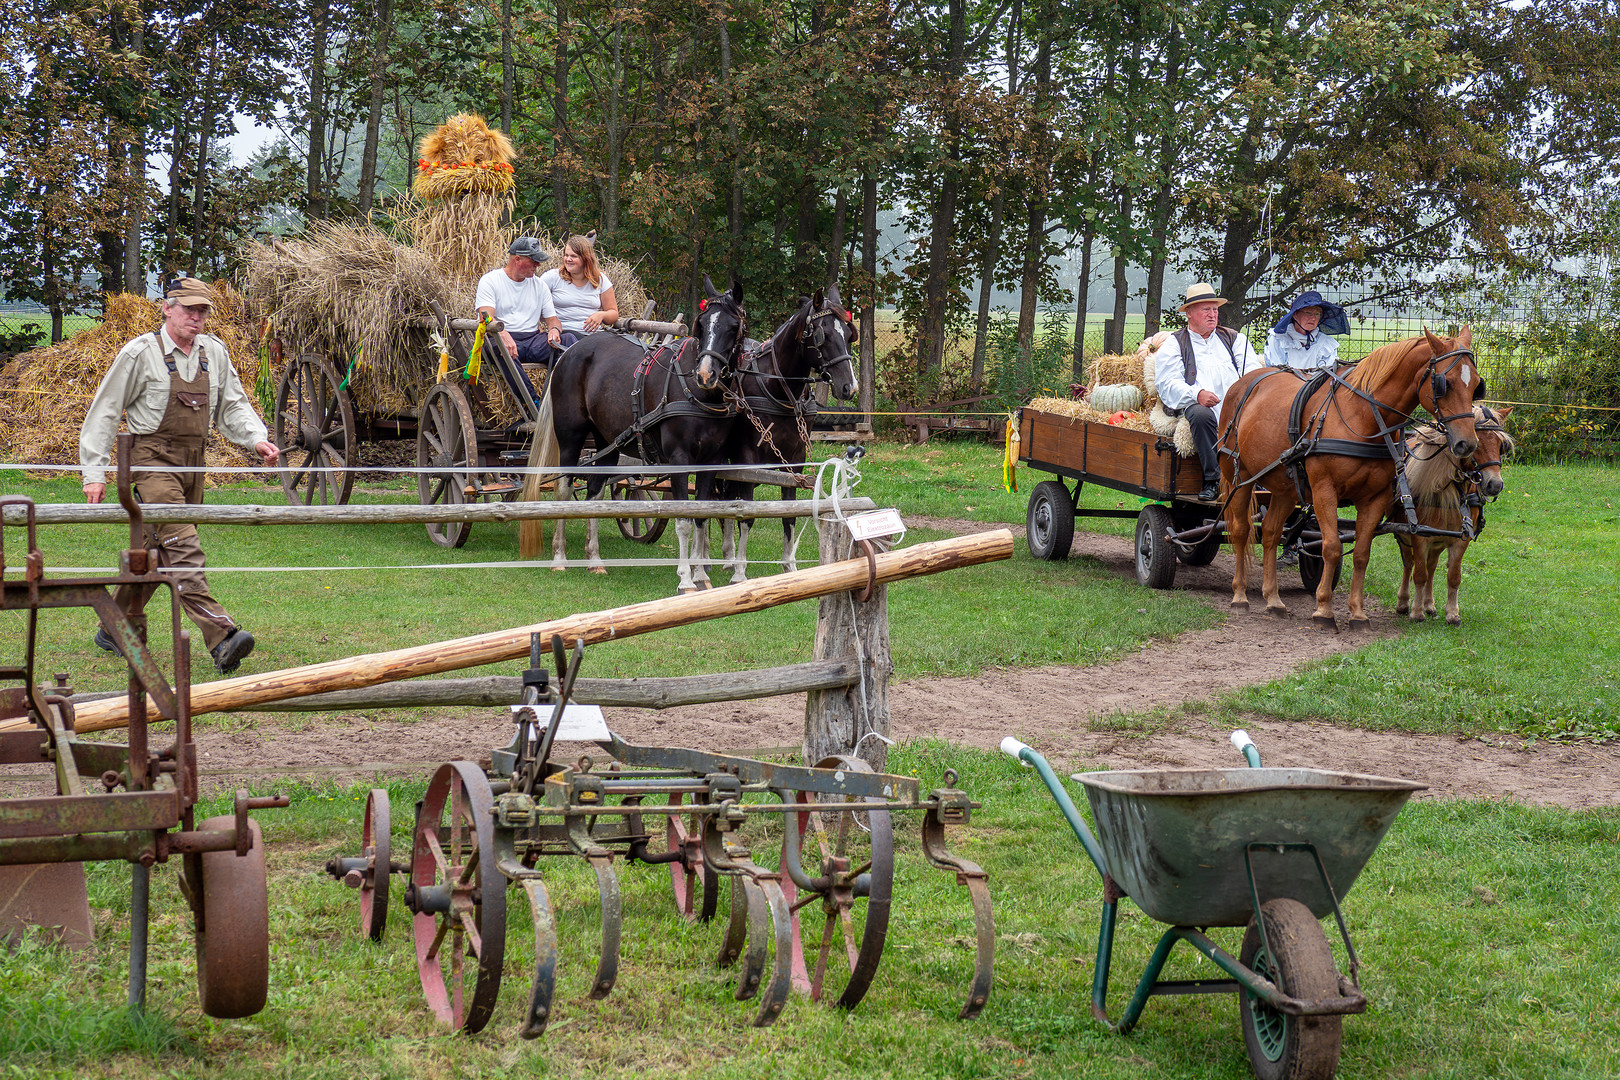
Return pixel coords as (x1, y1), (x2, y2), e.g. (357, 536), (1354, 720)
(509, 703), (612, 742)
(846, 508), (904, 542)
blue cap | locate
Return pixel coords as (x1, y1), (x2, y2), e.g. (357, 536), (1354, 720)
(1274, 291), (1348, 336)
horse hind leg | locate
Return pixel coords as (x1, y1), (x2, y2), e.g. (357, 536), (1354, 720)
(1396, 537), (1418, 619)
(674, 518), (698, 594)
(586, 517), (607, 574)
(726, 520), (753, 585)
(1257, 496), (1290, 618)
(1443, 539), (1467, 625)
(691, 518), (713, 589)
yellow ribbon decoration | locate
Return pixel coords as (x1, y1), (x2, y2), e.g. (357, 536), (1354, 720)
(1002, 413), (1020, 493)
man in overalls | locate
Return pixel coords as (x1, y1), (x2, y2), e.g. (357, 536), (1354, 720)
(79, 277), (280, 673)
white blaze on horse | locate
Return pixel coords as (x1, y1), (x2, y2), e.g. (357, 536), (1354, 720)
(1396, 404), (1513, 626)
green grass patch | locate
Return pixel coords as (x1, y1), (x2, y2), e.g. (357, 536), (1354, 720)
(2, 746), (1616, 1078)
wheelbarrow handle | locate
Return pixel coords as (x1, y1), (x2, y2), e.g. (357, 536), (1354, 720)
(1000, 738), (1109, 882)
(1230, 729), (1263, 768)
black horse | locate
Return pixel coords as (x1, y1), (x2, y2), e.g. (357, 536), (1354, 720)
(546, 275), (747, 591)
(719, 285), (860, 583)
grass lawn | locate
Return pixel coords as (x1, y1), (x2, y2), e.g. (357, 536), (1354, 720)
(0, 441), (1616, 1077)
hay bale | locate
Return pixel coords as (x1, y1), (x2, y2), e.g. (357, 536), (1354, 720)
(1026, 395), (1156, 435)
(1087, 353), (1145, 390)
(0, 283), (264, 482)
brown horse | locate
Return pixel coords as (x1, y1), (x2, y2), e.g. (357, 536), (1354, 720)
(1219, 326), (1483, 631)
(1396, 404), (1513, 626)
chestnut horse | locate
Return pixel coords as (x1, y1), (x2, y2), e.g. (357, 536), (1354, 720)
(1219, 326), (1483, 630)
(1396, 404), (1513, 625)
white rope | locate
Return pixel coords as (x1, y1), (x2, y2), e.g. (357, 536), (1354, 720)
(5, 461), (824, 477)
(33, 556), (821, 574)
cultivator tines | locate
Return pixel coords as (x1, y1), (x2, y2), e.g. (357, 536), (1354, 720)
(325, 637), (995, 1037)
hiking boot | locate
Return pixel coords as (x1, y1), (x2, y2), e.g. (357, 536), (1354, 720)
(93, 626), (124, 657)
(1197, 481), (1220, 502)
(210, 629), (255, 674)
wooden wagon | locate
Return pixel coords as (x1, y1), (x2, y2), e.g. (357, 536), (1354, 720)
(1016, 405), (1339, 592)
(272, 304), (685, 548)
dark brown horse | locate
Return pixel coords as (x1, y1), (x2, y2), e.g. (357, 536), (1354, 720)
(718, 285), (860, 583)
(1219, 326), (1483, 630)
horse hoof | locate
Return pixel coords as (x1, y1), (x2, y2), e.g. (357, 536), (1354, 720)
(1230, 601), (1250, 612)
(551, 565), (568, 573)
(1311, 615), (1338, 633)
(1395, 603), (1410, 615)
(1267, 606), (1292, 619)
(1349, 618), (1371, 631)
(1446, 616), (1461, 627)
(590, 566), (608, 575)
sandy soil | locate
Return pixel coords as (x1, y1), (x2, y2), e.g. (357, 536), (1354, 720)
(156, 515), (1620, 811)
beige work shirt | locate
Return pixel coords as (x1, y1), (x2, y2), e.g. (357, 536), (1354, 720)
(79, 327), (269, 485)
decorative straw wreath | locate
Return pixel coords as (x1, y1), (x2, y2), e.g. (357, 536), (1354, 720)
(412, 113), (518, 201)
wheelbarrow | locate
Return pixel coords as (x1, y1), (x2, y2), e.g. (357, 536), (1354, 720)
(1001, 731), (1425, 1080)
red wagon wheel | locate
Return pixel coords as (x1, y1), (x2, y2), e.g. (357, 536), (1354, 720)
(193, 816), (271, 1019)
(359, 788), (391, 942)
(411, 762), (506, 1034)
(780, 755), (895, 1011)
(666, 791), (719, 922)
(275, 353), (356, 507)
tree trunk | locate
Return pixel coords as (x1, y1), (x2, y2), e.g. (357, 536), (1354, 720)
(859, 171), (877, 416)
(971, 189), (1005, 388)
(123, 6), (145, 299)
(1014, 36), (1053, 379)
(1217, 116), (1265, 325)
(1142, 26), (1183, 337)
(500, 0), (514, 135)
(804, 518), (892, 770)
(917, 0), (966, 377)
(163, 115), (185, 276)
(1109, 189), (1131, 354)
(795, 179), (820, 287)
(718, 11), (741, 279)
(825, 185), (847, 290)
(188, 25), (220, 277)
(552, 0), (570, 234)
(603, 19), (625, 238)
(357, 0), (396, 215)
(1072, 219), (1095, 382)
(307, 0), (330, 222)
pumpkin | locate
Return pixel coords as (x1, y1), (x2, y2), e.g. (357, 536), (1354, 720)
(1090, 383), (1143, 414)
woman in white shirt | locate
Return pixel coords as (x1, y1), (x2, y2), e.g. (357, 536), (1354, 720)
(1265, 290), (1347, 370)
(538, 234), (618, 352)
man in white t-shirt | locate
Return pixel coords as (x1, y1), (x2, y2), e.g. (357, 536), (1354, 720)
(1153, 282), (1261, 501)
(475, 237), (561, 367)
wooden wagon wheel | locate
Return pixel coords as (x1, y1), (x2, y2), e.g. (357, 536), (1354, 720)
(417, 381), (481, 549)
(410, 761), (506, 1034)
(274, 353), (356, 506)
(614, 482), (670, 544)
(193, 816), (271, 1019)
(779, 756), (896, 1011)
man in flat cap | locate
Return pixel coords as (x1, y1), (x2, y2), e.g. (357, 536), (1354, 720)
(476, 236), (564, 368)
(80, 277), (279, 673)
(1153, 283), (1261, 501)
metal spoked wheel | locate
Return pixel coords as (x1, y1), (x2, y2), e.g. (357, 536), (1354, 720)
(614, 481), (669, 544)
(1173, 509), (1224, 566)
(1025, 479), (1076, 561)
(1239, 899), (1344, 1080)
(193, 816), (271, 1019)
(274, 353), (356, 507)
(666, 792), (719, 923)
(1134, 504), (1177, 589)
(359, 788), (390, 943)
(781, 756), (895, 1011)
(411, 762), (507, 1034)
(417, 381), (481, 549)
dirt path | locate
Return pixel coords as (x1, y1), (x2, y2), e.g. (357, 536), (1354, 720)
(173, 518), (1617, 810)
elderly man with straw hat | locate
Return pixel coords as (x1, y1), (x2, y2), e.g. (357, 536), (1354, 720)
(79, 277), (279, 674)
(1153, 283), (1260, 501)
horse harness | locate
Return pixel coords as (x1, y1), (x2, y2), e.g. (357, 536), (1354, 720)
(578, 334), (738, 468)
(1221, 345), (1484, 539)
(726, 300), (854, 465)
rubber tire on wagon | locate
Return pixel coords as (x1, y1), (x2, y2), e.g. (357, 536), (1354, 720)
(1297, 551), (1343, 595)
(1134, 504), (1177, 589)
(1026, 480), (1076, 561)
(1238, 898), (1344, 1080)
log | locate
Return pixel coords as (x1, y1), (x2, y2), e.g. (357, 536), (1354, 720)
(614, 318), (686, 337)
(2, 498), (872, 527)
(52, 530), (1015, 733)
(64, 660), (858, 712)
(805, 516), (893, 770)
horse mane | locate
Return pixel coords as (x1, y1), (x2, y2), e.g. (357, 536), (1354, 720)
(1345, 333), (1440, 392)
(1406, 403), (1514, 501)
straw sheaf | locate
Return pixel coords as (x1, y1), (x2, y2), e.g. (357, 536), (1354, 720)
(0, 284), (263, 482)
(413, 114), (518, 203)
(1026, 395), (1156, 435)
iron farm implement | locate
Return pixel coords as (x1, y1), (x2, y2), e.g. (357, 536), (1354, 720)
(0, 434), (288, 1017)
(325, 638), (994, 1036)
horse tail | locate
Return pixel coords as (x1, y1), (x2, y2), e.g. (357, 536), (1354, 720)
(519, 374), (563, 559)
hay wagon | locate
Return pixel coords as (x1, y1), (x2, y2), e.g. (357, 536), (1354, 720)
(272, 305), (685, 548)
(1016, 405), (1340, 592)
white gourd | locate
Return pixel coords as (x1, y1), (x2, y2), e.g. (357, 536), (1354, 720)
(1091, 383), (1143, 414)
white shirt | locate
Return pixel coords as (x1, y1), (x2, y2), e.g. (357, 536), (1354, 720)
(540, 269), (612, 332)
(1266, 324), (1340, 370)
(1154, 327), (1259, 422)
(80, 327), (268, 485)
(475, 267), (551, 333)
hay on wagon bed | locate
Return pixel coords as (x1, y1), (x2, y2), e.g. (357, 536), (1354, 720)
(1026, 395), (1156, 436)
(0, 284), (266, 482)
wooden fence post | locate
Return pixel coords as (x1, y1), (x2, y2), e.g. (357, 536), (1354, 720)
(804, 513), (893, 771)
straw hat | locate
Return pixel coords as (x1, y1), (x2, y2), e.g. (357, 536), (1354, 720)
(1177, 283), (1228, 312)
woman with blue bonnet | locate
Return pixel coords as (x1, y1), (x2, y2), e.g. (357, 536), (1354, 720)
(1264, 290), (1348, 370)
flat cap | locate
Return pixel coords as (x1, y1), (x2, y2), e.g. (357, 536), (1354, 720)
(164, 277), (214, 307)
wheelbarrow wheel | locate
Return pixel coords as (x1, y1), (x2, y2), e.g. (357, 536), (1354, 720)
(411, 762), (506, 1034)
(1239, 899), (1343, 1080)
(194, 816), (270, 1019)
